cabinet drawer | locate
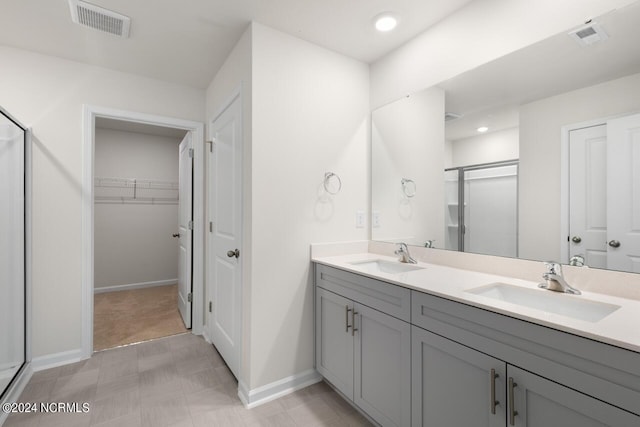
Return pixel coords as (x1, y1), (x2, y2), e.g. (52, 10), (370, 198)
(315, 264), (411, 322)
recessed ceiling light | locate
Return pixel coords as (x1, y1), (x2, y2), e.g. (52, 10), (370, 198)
(375, 14), (398, 32)
(477, 126), (489, 133)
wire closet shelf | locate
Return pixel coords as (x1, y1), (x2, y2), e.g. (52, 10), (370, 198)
(94, 176), (179, 204)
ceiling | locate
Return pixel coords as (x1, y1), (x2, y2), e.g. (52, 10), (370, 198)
(442, 1), (640, 141)
(0, 0), (473, 89)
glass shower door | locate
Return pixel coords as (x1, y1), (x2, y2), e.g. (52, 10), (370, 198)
(0, 109), (26, 399)
(445, 162), (518, 257)
(463, 164), (518, 257)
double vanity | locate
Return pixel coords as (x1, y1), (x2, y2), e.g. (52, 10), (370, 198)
(312, 247), (640, 427)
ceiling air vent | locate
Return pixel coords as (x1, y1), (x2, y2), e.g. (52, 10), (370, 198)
(569, 22), (608, 46)
(68, 0), (130, 38)
(444, 112), (462, 122)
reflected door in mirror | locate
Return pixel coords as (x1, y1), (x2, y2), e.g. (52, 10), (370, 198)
(569, 113), (640, 273)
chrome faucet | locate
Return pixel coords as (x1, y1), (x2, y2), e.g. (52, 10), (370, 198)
(395, 243), (417, 264)
(538, 261), (581, 295)
(569, 254), (585, 267)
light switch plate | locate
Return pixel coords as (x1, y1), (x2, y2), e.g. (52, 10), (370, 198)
(372, 211), (380, 228)
(356, 210), (365, 228)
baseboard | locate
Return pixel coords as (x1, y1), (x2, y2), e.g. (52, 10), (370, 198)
(238, 369), (322, 409)
(93, 279), (177, 294)
(31, 348), (84, 372)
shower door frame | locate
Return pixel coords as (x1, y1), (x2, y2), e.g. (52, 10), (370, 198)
(445, 159), (519, 254)
(0, 106), (32, 419)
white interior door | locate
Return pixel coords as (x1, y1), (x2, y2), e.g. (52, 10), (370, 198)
(607, 113), (640, 273)
(177, 133), (193, 328)
(568, 125), (607, 269)
(208, 95), (242, 378)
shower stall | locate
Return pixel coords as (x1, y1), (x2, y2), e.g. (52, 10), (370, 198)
(444, 160), (518, 257)
(0, 106), (30, 412)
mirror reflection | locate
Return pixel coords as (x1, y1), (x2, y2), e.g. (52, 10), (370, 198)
(371, 1), (640, 273)
(0, 108), (26, 398)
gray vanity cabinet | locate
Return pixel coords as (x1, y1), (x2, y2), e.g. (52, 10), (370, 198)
(507, 365), (639, 426)
(412, 326), (639, 426)
(315, 287), (354, 398)
(411, 326), (506, 427)
(411, 290), (640, 426)
(315, 265), (412, 427)
(354, 303), (411, 427)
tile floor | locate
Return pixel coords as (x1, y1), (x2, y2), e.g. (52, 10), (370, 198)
(94, 285), (188, 351)
(5, 333), (371, 427)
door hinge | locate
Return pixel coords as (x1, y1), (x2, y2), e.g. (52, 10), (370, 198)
(209, 221), (213, 233)
(188, 220), (193, 230)
(188, 148), (194, 158)
(208, 301), (212, 312)
(207, 139), (215, 153)
(187, 293), (192, 303)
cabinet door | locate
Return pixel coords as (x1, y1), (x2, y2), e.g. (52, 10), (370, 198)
(315, 287), (354, 398)
(412, 326), (506, 427)
(507, 365), (639, 426)
(354, 303), (411, 427)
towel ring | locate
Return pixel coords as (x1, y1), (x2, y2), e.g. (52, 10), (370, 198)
(324, 172), (342, 195)
(401, 178), (416, 198)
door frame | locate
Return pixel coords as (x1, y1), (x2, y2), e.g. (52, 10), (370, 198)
(81, 105), (204, 358)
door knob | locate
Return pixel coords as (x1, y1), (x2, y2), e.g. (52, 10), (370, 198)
(172, 233), (180, 238)
(608, 240), (621, 248)
(571, 236), (582, 243)
(227, 249), (240, 258)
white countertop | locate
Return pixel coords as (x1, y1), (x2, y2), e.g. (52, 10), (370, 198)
(312, 252), (640, 354)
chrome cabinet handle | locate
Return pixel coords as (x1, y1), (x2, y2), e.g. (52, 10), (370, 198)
(490, 369), (499, 414)
(352, 310), (358, 336)
(345, 306), (352, 333)
(608, 240), (621, 248)
(227, 249), (240, 258)
(571, 236), (581, 243)
(508, 377), (518, 426)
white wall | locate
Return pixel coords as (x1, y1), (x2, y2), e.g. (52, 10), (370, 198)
(519, 72), (640, 261)
(371, 88), (445, 246)
(205, 25), (253, 385)
(0, 46), (204, 359)
(370, 0), (637, 109)
(450, 127), (519, 167)
(249, 23), (370, 390)
(94, 128), (181, 290)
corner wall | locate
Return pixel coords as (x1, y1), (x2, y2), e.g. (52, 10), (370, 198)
(250, 23), (370, 390)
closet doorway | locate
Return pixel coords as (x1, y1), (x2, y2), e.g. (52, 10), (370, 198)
(82, 106), (204, 357)
(93, 119), (190, 351)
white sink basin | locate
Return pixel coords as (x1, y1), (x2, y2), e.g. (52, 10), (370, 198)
(466, 283), (620, 323)
(349, 259), (425, 275)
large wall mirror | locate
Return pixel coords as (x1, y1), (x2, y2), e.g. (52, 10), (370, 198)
(0, 107), (27, 400)
(372, 1), (640, 274)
